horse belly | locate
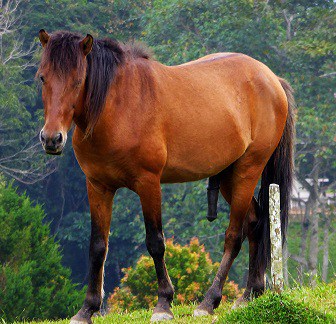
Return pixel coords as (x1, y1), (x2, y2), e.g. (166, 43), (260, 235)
(161, 127), (248, 183)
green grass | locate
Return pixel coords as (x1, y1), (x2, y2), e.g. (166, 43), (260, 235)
(18, 282), (336, 324)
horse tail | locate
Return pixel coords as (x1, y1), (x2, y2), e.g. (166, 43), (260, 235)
(257, 77), (295, 269)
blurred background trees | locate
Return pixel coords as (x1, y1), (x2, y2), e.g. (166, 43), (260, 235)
(0, 0), (335, 320)
(0, 0), (54, 184)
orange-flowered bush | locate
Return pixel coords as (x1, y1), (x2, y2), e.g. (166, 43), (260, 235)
(107, 238), (240, 312)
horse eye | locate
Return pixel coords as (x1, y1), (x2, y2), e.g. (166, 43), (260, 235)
(40, 75), (45, 84)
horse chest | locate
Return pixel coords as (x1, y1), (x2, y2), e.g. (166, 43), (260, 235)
(72, 139), (136, 189)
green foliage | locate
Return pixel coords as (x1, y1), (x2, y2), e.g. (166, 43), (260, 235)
(0, 181), (84, 322)
(22, 0), (108, 37)
(0, 64), (35, 138)
(0, 0), (54, 184)
(142, 0), (284, 67)
(107, 238), (240, 312)
(103, 0), (152, 40)
(289, 280), (336, 318)
(225, 291), (333, 323)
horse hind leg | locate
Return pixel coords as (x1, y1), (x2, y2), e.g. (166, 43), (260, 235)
(216, 174), (266, 309)
(218, 166), (266, 307)
(232, 197), (266, 309)
(195, 158), (265, 316)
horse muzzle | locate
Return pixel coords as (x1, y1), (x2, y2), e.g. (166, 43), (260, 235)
(39, 129), (66, 155)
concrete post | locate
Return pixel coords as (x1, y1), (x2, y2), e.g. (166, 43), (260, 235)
(269, 184), (284, 293)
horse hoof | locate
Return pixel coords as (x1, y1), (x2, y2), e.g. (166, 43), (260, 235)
(150, 312), (174, 322)
(193, 308), (211, 317)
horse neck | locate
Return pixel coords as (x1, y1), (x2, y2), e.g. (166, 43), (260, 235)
(72, 57), (155, 138)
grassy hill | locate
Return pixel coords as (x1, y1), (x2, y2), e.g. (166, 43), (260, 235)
(22, 282), (336, 324)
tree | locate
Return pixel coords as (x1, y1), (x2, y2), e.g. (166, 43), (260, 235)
(0, 180), (85, 322)
(0, 0), (54, 184)
(142, 0), (285, 69)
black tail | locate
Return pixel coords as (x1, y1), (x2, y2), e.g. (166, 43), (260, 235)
(257, 78), (295, 269)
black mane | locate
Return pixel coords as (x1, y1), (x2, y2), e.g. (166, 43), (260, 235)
(40, 31), (152, 135)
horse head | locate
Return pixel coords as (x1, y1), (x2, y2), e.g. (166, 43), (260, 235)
(37, 29), (93, 154)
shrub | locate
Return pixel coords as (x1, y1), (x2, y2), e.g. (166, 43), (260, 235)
(0, 181), (84, 322)
(225, 291), (333, 323)
(107, 238), (240, 312)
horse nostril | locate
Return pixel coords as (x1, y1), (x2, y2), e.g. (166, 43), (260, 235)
(54, 132), (63, 144)
(40, 130), (46, 143)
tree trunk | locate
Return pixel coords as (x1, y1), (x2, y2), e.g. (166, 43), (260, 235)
(307, 158), (320, 286)
(298, 196), (311, 283)
(282, 9), (295, 41)
(322, 208), (330, 282)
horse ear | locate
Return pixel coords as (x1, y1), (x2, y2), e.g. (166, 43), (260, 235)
(80, 34), (93, 56)
(39, 29), (50, 47)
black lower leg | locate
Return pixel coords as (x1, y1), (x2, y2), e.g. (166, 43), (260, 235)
(243, 242), (265, 299)
(145, 222), (174, 313)
(74, 228), (108, 322)
(207, 174), (221, 222)
(240, 199), (266, 302)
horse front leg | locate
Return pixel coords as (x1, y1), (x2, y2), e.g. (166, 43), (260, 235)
(135, 173), (174, 322)
(71, 180), (115, 324)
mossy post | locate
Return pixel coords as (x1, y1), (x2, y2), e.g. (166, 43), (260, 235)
(269, 184), (284, 293)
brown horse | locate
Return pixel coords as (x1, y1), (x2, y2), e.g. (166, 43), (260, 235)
(37, 30), (295, 323)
